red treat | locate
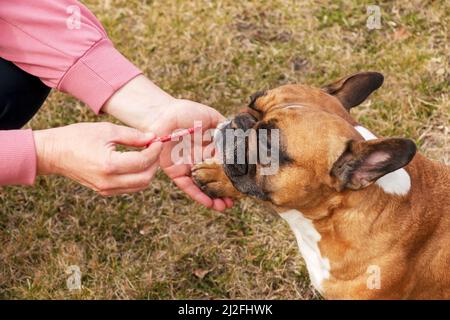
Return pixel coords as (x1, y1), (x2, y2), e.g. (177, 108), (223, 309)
(147, 125), (201, 147)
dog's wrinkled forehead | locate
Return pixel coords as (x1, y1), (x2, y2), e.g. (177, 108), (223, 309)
(246, 85), (357, 126)
(248, 72), (385, 125)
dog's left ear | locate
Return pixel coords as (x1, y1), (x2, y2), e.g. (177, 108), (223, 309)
(331, 138), (416, 191)
(322, 72), (384, 110)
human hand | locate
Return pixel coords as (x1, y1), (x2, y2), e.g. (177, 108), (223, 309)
(102, 75), (233, 210)
(147, 98), (234, 211)
(33, 122), (162, 196)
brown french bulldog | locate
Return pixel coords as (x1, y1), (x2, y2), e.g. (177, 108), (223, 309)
(191, 72), (450, 299)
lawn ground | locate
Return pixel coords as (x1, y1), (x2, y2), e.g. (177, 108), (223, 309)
(0, 0), (448, 299)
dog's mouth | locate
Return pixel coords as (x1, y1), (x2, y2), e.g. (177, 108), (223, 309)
(213, 113), (271, 200)
(214, 112), (279, 201)
(213, 119), (231, 152)
(216, 113), (257, 173)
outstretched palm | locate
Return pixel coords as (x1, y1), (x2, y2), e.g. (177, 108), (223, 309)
(147, 99), (233, 211)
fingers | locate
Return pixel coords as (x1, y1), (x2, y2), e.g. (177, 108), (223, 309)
(164, 165), (211, 200)
(212, 199), (226, 211)
(98, 161), (160, 196)
(163, 164), (233, 211)
(114, 161), (160, 189)
(162, 162), (192, 179)
(171, 175), (214, 208)
(224, 197), (234, 208)
(162, 164), (213, 206)
(110, 125), (156, 147)
(96, 140), (162, 195)
(108, 142), (163, 174)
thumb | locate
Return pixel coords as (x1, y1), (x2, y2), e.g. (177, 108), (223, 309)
(209, 108), (227, 127)
(111, 125), (156, 147)
(199, 106), (226, 130)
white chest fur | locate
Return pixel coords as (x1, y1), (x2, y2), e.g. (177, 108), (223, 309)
(354, 126), (411, 195)
(280, 209), (330, 293)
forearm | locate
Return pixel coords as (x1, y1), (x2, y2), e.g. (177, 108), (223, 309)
(102, 73), (227, 139)
(33, 129), (60, 176)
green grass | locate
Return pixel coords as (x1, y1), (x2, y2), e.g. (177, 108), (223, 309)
(0, 0), (448, 299)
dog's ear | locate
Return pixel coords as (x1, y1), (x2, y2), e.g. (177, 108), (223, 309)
(331, 138), (416, 191)
(248, 90), (267, 109)
(322, 72), (384, 110)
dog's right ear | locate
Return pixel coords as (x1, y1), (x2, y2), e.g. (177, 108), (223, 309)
(245, 90), (268, 119)
(331, 137), (416, 191)
(248, 90), (267, 110)
(322, 72), (384, 111)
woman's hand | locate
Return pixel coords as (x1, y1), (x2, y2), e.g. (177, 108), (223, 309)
(146, 99), (234, 211)
(102, 75), (233, 211)
(33, 122), (162, 196)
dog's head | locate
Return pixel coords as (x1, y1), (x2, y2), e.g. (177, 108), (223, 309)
(216, 72), (416, 215)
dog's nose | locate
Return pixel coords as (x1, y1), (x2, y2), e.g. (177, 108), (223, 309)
(231, 113), (257, 131)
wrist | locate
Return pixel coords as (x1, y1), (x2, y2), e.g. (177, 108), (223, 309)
(33, 129), (60, 176)
(101, 75), (177, 132)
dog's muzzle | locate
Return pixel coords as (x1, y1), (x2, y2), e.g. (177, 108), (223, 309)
(216, 113), (258, 176)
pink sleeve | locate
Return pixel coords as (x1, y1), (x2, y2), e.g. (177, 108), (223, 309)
(0, 0), (142, 185)
(0, 0), (142, 113)
(0, 130), (36, 186)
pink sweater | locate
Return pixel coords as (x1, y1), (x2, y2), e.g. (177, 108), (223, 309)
(0, 0), (142, 186)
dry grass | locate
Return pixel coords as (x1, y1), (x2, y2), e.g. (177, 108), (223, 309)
(0, 0), (448, 299)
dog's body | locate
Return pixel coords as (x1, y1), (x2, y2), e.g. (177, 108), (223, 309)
(192, 72), (450, 299)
